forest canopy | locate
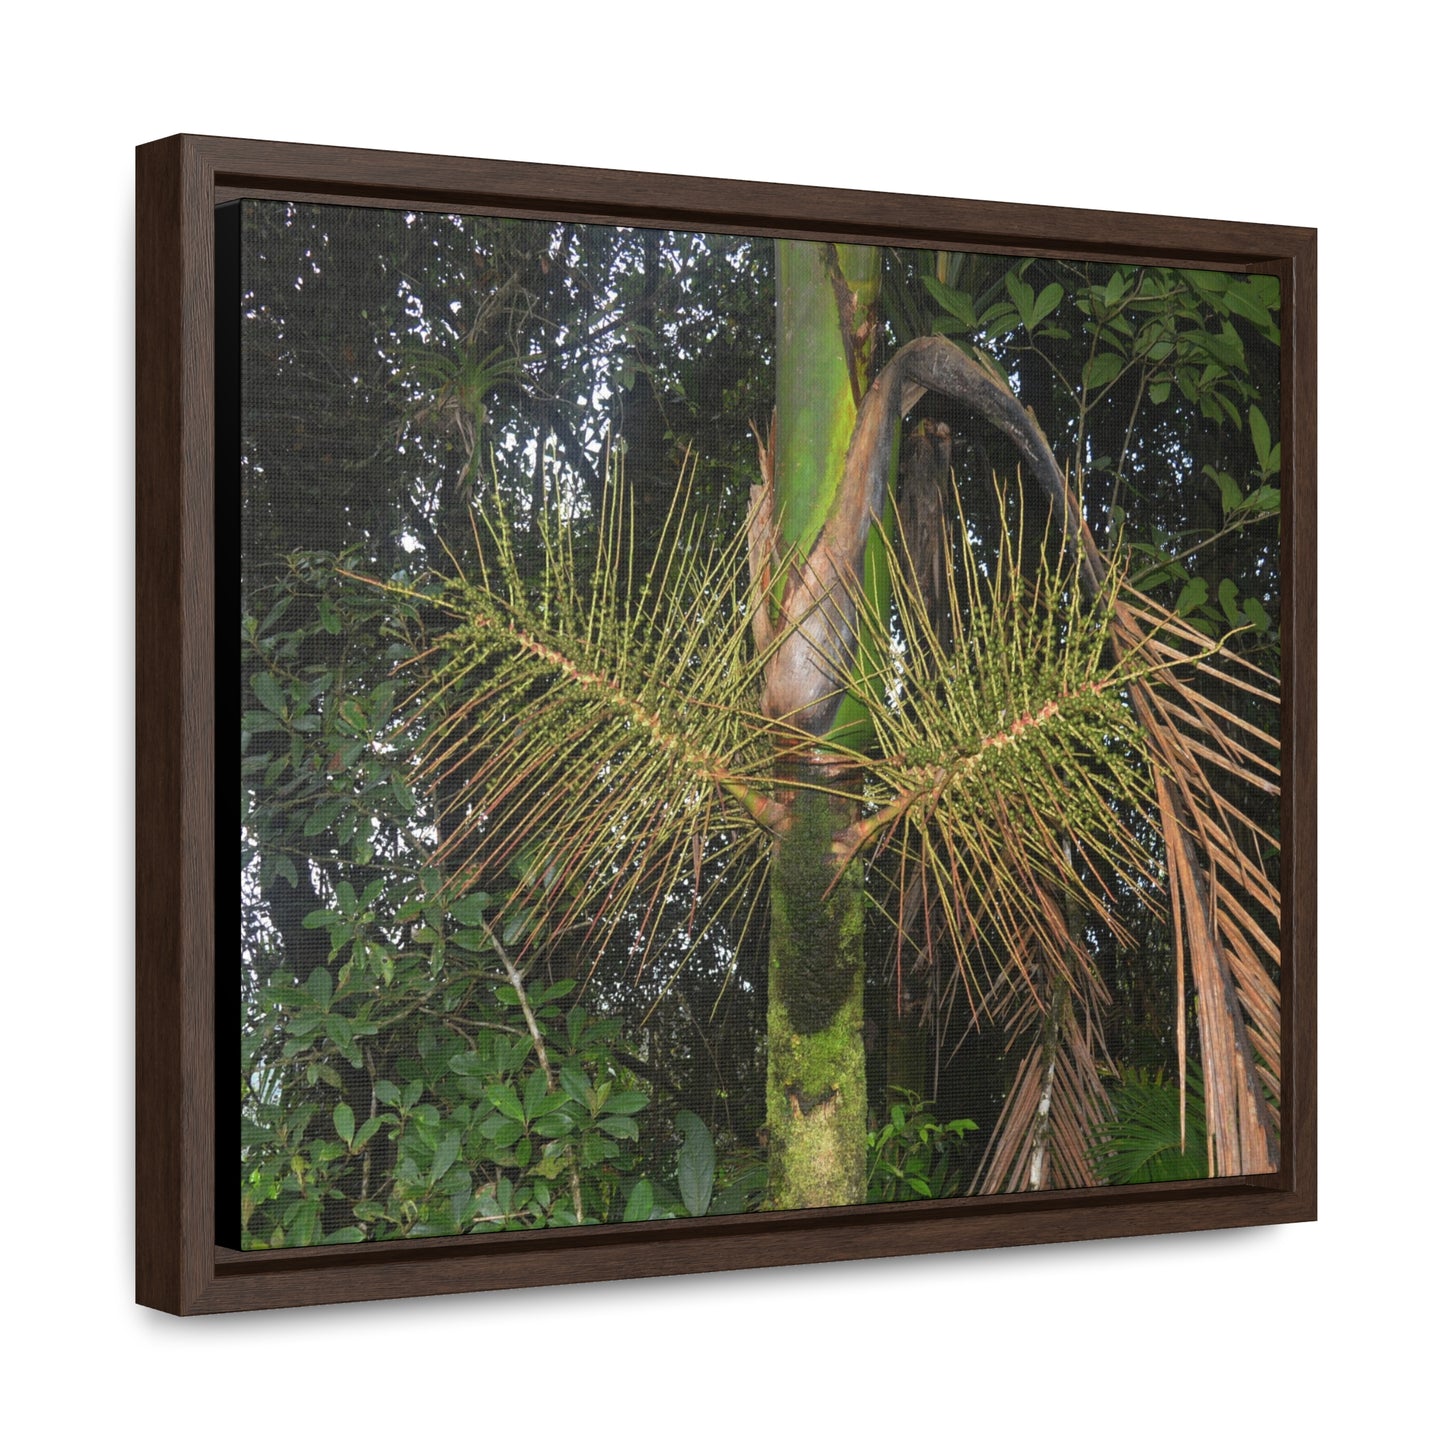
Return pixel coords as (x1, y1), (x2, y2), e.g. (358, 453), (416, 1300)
(239, 200), (1281, 1248)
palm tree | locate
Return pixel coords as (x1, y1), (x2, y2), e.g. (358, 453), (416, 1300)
(381, 238), (1280, 1209)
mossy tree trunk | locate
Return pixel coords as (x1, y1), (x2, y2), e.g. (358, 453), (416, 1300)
(765, 761), (868, 1208)
(756, 241), (884, 1208)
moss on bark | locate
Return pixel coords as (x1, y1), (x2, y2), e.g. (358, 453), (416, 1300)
(765, 763), (868, 1209)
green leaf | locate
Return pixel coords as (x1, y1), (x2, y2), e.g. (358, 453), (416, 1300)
(1177, 577), (1208, 616)
(675, 1110), (716, 1218)
(486, 1083), (526, 1123)
(354, 1117), (384, 1150)
(1243, 597), (1271, 633)
(1183, 268), (1228, 295)
(1148, 380), (1171, 405)
(1083, 352), (1124, 390)
(523, 1067), (550, 1122)
(920, 274), (977, 327)
(1004, 272), (1035, 328)
(500, 910), (532, 947)
(603, 1090), (650, 1116)
(374, 1080), (401, 1107)
(1222, 281), (1276, 331)
(429, 1130), (462, 1186)
(252, 673), (288, 717)
(303, 798), (344, 838)
(1249, 405), (1272, 473)
(1204, 464), (1244, 515)
(623, 1178), (655, 1222)
(558, 1064), (592, 1105)
(333, 1101), (355, 1146)
(306, 968), (333, 1011)
(448, 892), (493, 927)
(1032, 282), (1063, 328)
(1218, 578), (1240, 623)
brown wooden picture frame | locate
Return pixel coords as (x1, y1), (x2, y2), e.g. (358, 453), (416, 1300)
(136, 133), (1316, 1316)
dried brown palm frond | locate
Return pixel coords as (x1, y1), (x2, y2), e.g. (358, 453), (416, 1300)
(973, 927), (1116, 1194)
(1105, 587), (1281, 1174)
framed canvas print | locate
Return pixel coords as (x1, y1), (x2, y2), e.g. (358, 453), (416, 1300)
(136, 134), (1316, 1315)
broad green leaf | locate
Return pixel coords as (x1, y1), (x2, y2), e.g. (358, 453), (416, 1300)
(332, 1101), (355, 1146)
(1083, 352), (1124, 390)
(486, 1083), (526, 1123)
(1148, 380), (1171, 404)
(1243, 597), (1271, 633)
(921, 274), (977, 327)
(523, 1067), (550, 1121)
(1004, 272), (1035, 327)
(429, 1130), (461, 1186)
(303, 798), (344, 838)
(623, 1178), (655, 1222)
(305, 968), (333, 1010)
(1249, 405), (1272, 473)
(1218, 578), (1240, 623)
(581, 1133), (618, 1167)
(1032, 282), (1064, 327)
(558, 1065), (592, 1105)
(675, 1110), (716, 1218)
(448, 892), (493, 927)
(1222, 282), (1275, 331)
(1183, 268), (1228, 294)
(1205, 465), (1244, 515)
(1177, 577), (1208, 616)
(354, 1117), (384, 1150)
(603, 1090), (650, 1116)
(252, 673), (288, 716)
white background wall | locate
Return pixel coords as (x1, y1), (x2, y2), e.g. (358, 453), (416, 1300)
(2, 4), (1428, 1440)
